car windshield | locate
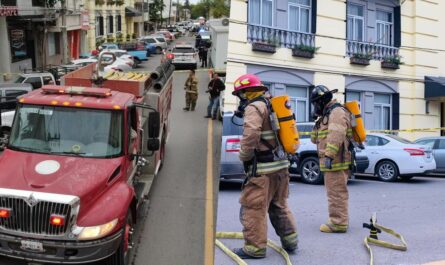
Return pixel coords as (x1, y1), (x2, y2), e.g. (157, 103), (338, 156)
(173, 47), (195, 53)
(14, 76), (26, 83)
(156, 38), (165, 42)
(9, 105), (123, 158)
(385, 134), (413, 144)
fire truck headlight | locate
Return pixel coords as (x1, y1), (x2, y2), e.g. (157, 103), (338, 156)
(77, 219), (118, 240)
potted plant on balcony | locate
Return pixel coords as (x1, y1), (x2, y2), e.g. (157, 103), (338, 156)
(95, 0), (105, 5)
(381, 55), (403, 69)
(95, 36), (105, 48)
(106, 33), (115, 43)
(116, 31), (124, 43)
(132, 33), (137, 40)
(350, 53), (372, 65)
(106, 0), (115, 5)
(292, 44), (320, 59)
(115, 0), (124, 5)
(251, 37), (279, 54)
(126, 33), (131, 42)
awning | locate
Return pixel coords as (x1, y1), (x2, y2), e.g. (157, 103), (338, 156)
(125, 6), (142, 17)
(425, 76), (445, 99)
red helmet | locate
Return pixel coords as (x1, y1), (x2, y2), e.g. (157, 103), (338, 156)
(232, 74), (268, 95)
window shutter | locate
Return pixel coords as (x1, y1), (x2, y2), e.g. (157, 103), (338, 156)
(311, 0), (317, 34)
(392, 93), (399, 130)
(394, 6), (401, 47)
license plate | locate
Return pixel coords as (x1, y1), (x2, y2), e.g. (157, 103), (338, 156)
(21, 240), (44, 252)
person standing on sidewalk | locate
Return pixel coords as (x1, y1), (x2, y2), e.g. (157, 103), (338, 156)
(204, 73), (225, 119)
(183, 69), (199, 111)
(199, 45), (208, 68)
(231, 74), (298, 259)
(310, 85), (352, 233)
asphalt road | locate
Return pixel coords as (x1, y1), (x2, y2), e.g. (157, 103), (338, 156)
(215, 176), (445, 265)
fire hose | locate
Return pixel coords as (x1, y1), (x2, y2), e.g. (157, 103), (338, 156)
(363, 213), (408, 265)
(215, 232), (293, 265)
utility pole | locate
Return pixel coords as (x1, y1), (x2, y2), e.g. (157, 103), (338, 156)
(61, 0), (69, 64)
(168, 0), (172, 26)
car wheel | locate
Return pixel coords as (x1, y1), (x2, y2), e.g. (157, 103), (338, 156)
(134, 58), (141, 66)
(376, 160), (399, 182)
(107, 212), (133, 265)
(156, 47), (162, 54)
(299, 157), (324, 185)
(400, 175), (414, 181)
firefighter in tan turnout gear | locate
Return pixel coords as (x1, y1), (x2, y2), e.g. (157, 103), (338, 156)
(310, 85), (353, 233)
(231, 74), (298, 259)
(183, 69), (198, 111)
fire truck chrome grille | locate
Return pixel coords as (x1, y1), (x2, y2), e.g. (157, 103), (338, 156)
(0, 189), (79, 237)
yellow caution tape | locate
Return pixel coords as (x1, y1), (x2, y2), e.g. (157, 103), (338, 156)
(363, 214), (407, 265)
(215, 231), (293, 265)
(299, 127), (445, 135)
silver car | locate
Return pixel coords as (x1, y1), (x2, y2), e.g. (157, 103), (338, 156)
(414, 137), (445, 173)
(166, 44), (198, 70)
(139, 36), (167, 53)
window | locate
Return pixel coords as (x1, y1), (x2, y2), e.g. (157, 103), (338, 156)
(386, 134), (412, 144)
(438, 140), (445, 149)
(43, 76), (53, 85)
(116, 15), (122, 32)
(347, 3), (364, 41)
(96, 16), (104, 36)
(5, 90), (27, 101)
(287, 86), (309, 122)
(48, 32), (56, 56)
(144, 38), (156, 44)
(365, 135), (389, 146)
(288, 0), (310, 33)
(24, 77), (42, 90)
(249, 0), (273, 26)
(108, 16), (114, 34)
(373, 94), (391, 130)
(376, 10), (393, 45)
(416, 139), (436, 149)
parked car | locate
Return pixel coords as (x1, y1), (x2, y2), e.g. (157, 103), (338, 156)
(413, 136), (445, 173)
(219, 117), (370, 184)
(100, 49), (135, 68)
(363, 133), (435, 181)
(72, 55), (132, 72)
(0, 83), (33, 111)
(139, 36), (168, 54)
(157, 30), (175, 43)
(100, 42), (154, 64)
(164, 43), (198, 70)
(14, 72), (56, 89)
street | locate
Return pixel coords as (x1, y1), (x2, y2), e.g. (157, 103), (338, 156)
(216, 176), (445, 265)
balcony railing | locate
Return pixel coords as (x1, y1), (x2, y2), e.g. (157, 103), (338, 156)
(247, 24), (315, 49)
(346, 40), (399, 60)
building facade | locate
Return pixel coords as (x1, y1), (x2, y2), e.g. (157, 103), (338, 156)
(0, 0), (87, 77)
(225, 0), (445, 140)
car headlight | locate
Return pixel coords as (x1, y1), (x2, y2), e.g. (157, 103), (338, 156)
(77, 219), (118, 240)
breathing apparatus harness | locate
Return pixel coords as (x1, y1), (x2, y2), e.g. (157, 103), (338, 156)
(232, 96), (294, 179)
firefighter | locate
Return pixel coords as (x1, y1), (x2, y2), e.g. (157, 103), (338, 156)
(231, 74), (298, 259)
(310, 85), (352, 233)
(183, 69), (199, 111)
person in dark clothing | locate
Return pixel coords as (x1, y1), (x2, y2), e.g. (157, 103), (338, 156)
(204, 73), (225, 119)
(199, 46), (208, 68)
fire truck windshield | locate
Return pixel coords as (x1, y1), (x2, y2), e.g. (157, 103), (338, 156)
(8, 105), (123, 158)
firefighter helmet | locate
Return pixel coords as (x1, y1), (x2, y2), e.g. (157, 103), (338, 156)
(232, 74), (268, 95)
(310, 85), (338, 103)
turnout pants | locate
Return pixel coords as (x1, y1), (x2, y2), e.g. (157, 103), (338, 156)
(324, 170), (349, 225)
(185, 92), (198, 110)
(239, 168), (297, 255)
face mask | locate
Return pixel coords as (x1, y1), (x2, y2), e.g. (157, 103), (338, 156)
(234, 97), (249, 119)
(312, 102), (324, 118)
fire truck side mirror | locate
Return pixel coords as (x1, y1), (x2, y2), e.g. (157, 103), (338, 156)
(148, 111), (160, 138)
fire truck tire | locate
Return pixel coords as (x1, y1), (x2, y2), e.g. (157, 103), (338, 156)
(107, 212), (134, 265)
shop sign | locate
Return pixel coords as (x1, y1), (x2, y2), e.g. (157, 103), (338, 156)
(0, 6), (18, 16)
(10, 29), (27, 60)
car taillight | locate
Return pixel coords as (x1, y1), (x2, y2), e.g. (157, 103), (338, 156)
(226, 139), (241, 152)
(404, 148), (425, 156)
(50, 214), (65, 226)
(0, 208), (11, 218)
(167, 53), (174, 59)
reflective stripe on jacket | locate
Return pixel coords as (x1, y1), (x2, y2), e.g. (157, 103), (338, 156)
(311, 100), (352, 172)
(239, 99), (289, 175)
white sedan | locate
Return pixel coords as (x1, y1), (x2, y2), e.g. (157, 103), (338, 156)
(100, 49), (135, 68)
(72, 56), (132, 72)
(362, 133), (436, 181)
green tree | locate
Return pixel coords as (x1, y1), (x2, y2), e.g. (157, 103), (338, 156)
(149, 0), (166, 27)
(190, 2), (208, 19)
(212, 0), (229, 18)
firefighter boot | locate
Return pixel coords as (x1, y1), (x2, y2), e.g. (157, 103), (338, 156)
(320, 221), (348, 233)
(280, 232), (298, 253)
(232, 247), (266, 259)
(183, 107), (190, 111)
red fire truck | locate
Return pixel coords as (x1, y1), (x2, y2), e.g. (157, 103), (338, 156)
(0, 56), (174, 264)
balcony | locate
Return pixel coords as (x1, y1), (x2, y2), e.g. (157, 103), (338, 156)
(346, 40), (399, 61)
(247, 24), (315, 50)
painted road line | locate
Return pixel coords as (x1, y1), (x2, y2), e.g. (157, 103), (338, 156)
(204, 119), (215, 265)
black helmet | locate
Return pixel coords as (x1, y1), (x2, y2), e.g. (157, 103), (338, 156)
(310, 85), (338, 118)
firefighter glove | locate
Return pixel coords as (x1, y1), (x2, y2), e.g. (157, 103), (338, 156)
(324, 157), (333, 169)
(243, 160), (252, 174)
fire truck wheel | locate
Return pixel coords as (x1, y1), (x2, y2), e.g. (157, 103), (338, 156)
(108, 212), (134, 265)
